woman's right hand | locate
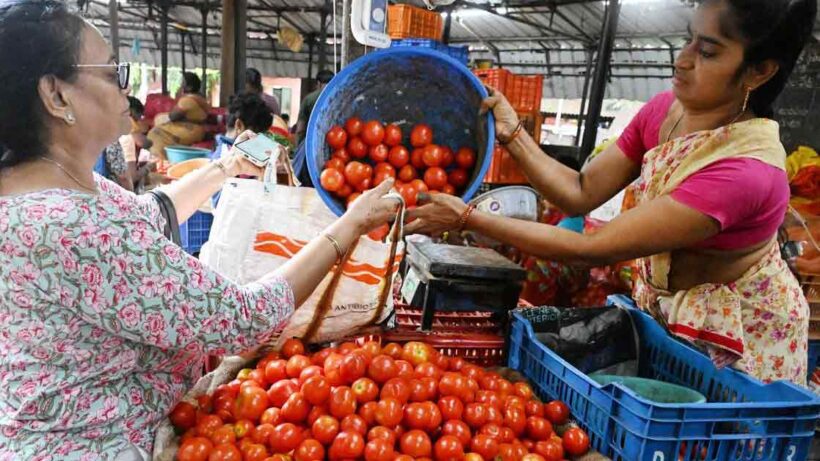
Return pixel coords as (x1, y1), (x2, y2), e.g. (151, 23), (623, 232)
(480, 86), (520, 141)
(343, 178), (401, 234)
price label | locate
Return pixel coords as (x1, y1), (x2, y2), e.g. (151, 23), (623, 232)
(401, 267), (421, 304)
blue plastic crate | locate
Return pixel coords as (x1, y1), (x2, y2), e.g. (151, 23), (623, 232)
(390, 38), (469, 65)
(179, 210), (213, 254)
(809, 340), (820, 383)
(507, 295), (820, 461)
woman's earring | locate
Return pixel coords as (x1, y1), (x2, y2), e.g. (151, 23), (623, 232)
(741, 87), (751, 114)
(65, 112), (76, 125)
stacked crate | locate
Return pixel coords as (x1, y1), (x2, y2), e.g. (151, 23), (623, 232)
(473, 69), (544, 184)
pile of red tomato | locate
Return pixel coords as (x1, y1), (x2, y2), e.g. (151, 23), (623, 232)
(170, 339), (590, 461)
(319, 118), (477, 209)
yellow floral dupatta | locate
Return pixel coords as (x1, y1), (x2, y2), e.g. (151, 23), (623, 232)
(633, 119), (809, 384)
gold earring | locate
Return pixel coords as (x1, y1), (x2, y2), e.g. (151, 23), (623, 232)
(65, 112), (76, 125)
(741, 87), (751, 114)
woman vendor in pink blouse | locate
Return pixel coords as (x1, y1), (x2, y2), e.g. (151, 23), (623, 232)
(408, 0), (816, 385)
(0, 2), (398, 458)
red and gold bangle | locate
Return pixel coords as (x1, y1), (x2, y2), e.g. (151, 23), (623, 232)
(457, 204), (476, 232)
(499, 121), (524, 145)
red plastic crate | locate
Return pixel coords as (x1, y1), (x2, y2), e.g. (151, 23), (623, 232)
(472, 68), (512, 94)
(394, 305), (502, 334)
(485, 144), (527, 184)
(387, 4), (443, 40)
(506, 74), (544, 113)
(383, 329), (506, 367)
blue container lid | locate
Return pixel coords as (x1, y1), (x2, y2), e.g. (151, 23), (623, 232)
(306, 47), (494, 216)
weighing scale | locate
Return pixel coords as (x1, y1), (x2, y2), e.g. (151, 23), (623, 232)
(351, 0), (392, 48)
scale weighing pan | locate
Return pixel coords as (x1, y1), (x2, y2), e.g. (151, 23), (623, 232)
(466, 186), (540, 246)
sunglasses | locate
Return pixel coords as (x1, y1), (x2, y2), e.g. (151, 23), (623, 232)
(73, 62), (130, 90)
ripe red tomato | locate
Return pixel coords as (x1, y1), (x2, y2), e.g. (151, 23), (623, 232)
(294, 439), (325, 461)
(281, 392), (310, 424)
(286, 354), (311, 379)
(423, 167), (448, 191)
(463, 403), (489, 429)
(368, 144), (389, 163)
(441, 184), (456, 195)
(241, 443), (269, 461)
(485, 405), (503, 426)
(301, 376), (330, 406)
(311, 415), (340, 445)
(367, 355), (397, 384)
(345, 117), (364, 136)
(514, 382), (534, 400)
(456, 147), (476, 169)
(326, 126), (348, 150)
(438, 396), (464, 421)
(251, 423), (276, 445)
(208, 443), (241, 461)
(383, 123), (402, 147)
(329, 431), (366, 459)
(344, 161), (370, 187)
(534, 439), (564, 461)
(355, 401), (377, 426)
(410, 148), (426, 169)
(434, 435), (465, 461)
(178, 436), (213, 461)
(362, 120), (386, 146)
(442, 419), (472, 446)
(259, 407), (282, 426)
(470, 434), (500, 460)
(364, 437), (395, 461)
(410, 179), (429, 194)
(340, 352), (368, 384)
(397, 182), (418, 207)
(373, 172), (392, 186)
(333, 147), (351, 163)
(351, 377), (380, 404)
(282, 338), (305, 357)
(329, 386), (357, 419)
(266, 379), (298, 408)
(355, 177), (373, 192)
(367, 426), (397, 445)
(170, 401), (197, 431)
(544, 400), (570, 425)
(209, 425), (236, 446)
(397, 165), (417, 183)
(526, 416), (554, 441)
(562, 427), (590, 456)
(400, 430), (432, 457)
(464, 453), (484, 461)
(307, 405), (328, 426)
(234, 387), (268, 422)
(347, 137), (368, 158)
(388, 146), (409, 168)
(410, 124), (433, 147)
(401, 342), (433, 366)
(380, 377), (411, 403)
(504, 407), (527, 437)
(522, 454), (546, 461)
(525, 400), (544, 418)
(448, 169), (468, 188)
(382, 343), (403, 359)
(325, 157), (345, 171)
(439, 373), (466, 398)
(320, 168), (346, 192)
(374, 162), (395, 175)
(402, 402), (428, 430)
(375, 397), (403, 427)
(341, 414), (368, 435)
(440, 146), (455, 168)
(269, 423), (303, 453)
(232, 419), (255, 440)
(422, 145), (444, 167)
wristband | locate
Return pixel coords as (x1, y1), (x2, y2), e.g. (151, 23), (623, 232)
(457, 204), (476, 232)
(499, 121), (524, 145)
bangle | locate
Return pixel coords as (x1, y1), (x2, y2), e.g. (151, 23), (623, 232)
(499, 121), (524, 145)
(323, 233), (345, 265)
(457, 204), (476, 232)
(213, 160), (230, 178)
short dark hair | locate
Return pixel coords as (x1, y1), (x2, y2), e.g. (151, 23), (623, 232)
(245, 67), (263, 90)
(711, 0), (817, 118)
(316, 69), (334, 84)
(0, 0), (84, 168)
(182, 72), (201, 93)
(227, 92), (273, 133)
(128, 96), (144, 117)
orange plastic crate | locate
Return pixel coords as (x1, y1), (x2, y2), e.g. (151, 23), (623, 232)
(394, 305), (503, 334)
(485, 144), (528, 185)
(387, 4), (443, 40)
(506, 74), (544, 112)
(472, 68), (512, 94)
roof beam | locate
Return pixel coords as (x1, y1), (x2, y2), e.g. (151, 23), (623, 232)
(453, 0), (588, 42)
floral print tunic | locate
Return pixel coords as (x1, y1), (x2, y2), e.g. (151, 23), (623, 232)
(0, 176), (295, 459)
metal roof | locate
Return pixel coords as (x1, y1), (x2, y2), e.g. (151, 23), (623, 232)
(82, 0), (820, 101)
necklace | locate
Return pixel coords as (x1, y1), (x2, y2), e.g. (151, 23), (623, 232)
(665, 108), (747, 144)
(39, 156), (97, 193)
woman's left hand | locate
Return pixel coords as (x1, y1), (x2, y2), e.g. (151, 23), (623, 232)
(221, 130), (268, 177)
(405, 192), (469, 235)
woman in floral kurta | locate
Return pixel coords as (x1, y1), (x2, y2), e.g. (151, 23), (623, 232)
(0, 177), (294, 458)
(0, 3), (399, 458)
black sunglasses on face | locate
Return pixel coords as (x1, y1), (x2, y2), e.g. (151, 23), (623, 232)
(73, 62), (130, 89)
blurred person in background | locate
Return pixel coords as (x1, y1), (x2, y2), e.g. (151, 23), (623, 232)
(245, 67), (281, 116)
(296, 69), (334, 143)
(147, 72), (210, 161)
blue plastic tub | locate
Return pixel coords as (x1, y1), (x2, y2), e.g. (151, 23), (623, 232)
(165, 145), (211, 164)
(390, 38), (469, 65)
(179, 210), (214, 254)
(306, 47), (494, 216)
(507, 295), (820, 461)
